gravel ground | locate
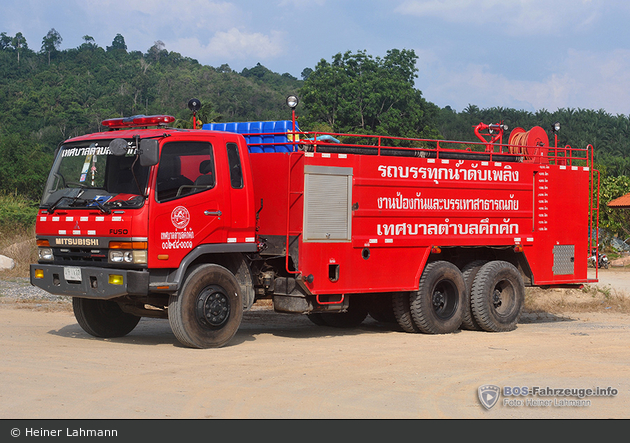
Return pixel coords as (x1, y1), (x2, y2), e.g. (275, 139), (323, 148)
(0, 277), (71, 305)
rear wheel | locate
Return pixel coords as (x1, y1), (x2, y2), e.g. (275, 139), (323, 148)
(367, 294), (398, 324)
(314, 298), (369, 328)
(392, 292), (420, 333)
(410, 261), (465, 334)
(73, 298), (140, 338)
(471, 261), (524, 332)
(461, 260), (487, 331)
(169, 264), (243, 348)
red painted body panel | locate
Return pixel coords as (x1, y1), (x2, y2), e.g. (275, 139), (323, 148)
(251, 151), (591, 294)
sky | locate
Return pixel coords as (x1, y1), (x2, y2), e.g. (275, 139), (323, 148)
(3, 0), (630, 115)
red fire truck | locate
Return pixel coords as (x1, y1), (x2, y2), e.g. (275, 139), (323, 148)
(30, 97), (599, 348)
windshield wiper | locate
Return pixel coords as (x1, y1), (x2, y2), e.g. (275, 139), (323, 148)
(47, 189), (85, 214)
(47, 193), (112, 215)
(70, 197), (112, 214)
(105, 195), (146, 208)
(90, 199), (112, 215)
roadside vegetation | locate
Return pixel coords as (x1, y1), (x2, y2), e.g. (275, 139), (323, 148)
(524, 285), (630, 316)
(0, 194), (38, 278)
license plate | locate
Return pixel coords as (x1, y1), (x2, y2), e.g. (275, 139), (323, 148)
(64, 266), (82, 282)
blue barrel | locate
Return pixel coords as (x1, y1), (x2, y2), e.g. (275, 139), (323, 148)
(202, 120), (300, 152)
(249, 121), (263, 153)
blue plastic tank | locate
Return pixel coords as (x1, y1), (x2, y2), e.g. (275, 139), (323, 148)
(202, 120), (300, 152)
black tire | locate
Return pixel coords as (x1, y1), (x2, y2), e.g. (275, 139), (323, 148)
(367, 294), (398, 324)
(317, 298), (369, 328)
(410, 261), (465, 334)
(461, 260), (487, 331)
(168, 264), (243, 348)
(392, 292), (420, 333)
(307, 313), (328, 326)
(471, 261), (524, 332)
(73, 298), (141, 338)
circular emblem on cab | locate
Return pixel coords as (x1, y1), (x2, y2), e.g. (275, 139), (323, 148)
(171, 206), (190, 229)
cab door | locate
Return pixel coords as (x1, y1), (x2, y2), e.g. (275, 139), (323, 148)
(148, 139), (228, 268)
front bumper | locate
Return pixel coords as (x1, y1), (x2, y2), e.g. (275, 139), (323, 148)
(30, 264), (149, 299)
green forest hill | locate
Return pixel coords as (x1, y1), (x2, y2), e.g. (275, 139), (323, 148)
(2, 30), (630, 240)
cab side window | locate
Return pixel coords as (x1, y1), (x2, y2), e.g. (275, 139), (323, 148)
(226, 143), (243, 189)
(156, 141), (215, 202)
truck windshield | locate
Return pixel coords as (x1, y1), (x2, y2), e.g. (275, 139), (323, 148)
(40, 140), (150, 212)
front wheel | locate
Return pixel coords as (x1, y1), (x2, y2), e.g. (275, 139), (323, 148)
(169, 264), (243, 348)
(471, 261), (524, 332)
(73, 298), (140, 338)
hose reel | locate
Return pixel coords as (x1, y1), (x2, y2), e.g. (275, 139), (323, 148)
(508, 126), (549, 163)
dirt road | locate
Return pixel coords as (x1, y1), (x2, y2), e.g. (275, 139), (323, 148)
(1, 272), (629, 419)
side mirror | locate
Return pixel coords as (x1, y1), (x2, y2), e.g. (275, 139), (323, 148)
(109, 138), (128, 156)
(139, 139), (159, 166)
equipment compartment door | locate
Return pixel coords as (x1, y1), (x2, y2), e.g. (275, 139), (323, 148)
(303, 165), (353, 242)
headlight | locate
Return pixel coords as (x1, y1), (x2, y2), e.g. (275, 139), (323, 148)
(109, 250), (147, 264)
(38, 248), (54, 262)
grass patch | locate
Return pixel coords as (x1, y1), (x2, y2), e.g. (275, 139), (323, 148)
(0, 193), (39, 279)
(524, 285), (630, 315)
(0, 193), (38, 229)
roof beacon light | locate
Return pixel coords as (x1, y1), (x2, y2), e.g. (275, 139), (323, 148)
(101, 114), (176, 129)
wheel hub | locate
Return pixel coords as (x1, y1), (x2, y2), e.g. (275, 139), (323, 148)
(432, 291), (446, 311)
(196, 285), (230, 328)
(492, 289), (503, 309)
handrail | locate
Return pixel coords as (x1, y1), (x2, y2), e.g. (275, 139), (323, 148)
(243, 129), (592, 167)
(285, 151), (302, 276)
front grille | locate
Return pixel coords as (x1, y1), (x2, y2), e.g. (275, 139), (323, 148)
(54, 248), (108, 264)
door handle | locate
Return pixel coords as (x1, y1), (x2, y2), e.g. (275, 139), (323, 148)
(204, 210), (222, 217)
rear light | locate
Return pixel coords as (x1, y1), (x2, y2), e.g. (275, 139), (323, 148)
(101, 115), (175, 129)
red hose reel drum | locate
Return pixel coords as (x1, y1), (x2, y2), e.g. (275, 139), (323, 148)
(508, 126), (549, 164)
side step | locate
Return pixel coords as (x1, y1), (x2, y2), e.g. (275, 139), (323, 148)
(272, 277), (349, 314)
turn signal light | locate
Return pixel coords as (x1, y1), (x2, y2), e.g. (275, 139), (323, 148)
(109, 241), (148, 250)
